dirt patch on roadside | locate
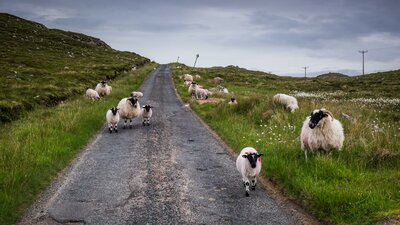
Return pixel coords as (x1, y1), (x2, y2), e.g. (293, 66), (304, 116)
(197, 98), (225, 104)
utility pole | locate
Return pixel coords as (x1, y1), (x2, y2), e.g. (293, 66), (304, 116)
(359, 50), (368, 75)
(176, 56), (180, 63)
(302, 66), (309, 78)
(193, 54), (199, 68)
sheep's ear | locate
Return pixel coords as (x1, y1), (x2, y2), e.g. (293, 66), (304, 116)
(258, 153), (263, 157)
(322, 110), (335, 121)
(242, 155), (248, 158)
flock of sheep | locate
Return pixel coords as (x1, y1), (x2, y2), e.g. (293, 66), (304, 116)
(180, 74), (345, 196)
(85, 80), (153, 133)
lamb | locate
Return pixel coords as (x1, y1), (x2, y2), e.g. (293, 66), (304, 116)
(236, 147), (263, 197)
(131, 91), (143, 98)
(273, 93), (299, 113)
(106, 107), (120, 133)
(300, 108), (345, 160)
(142, 105), (153, 126)
(117, 97), (142, 129)
(95, 80), (112, 96)
(85, 88), (100, 100)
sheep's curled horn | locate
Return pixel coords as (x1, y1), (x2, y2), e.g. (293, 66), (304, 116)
(321, 108), (334, 121)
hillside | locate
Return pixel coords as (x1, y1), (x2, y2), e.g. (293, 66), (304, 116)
(0, 13), (150, 122)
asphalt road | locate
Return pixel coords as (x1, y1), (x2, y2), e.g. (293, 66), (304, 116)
(18, 65), (315, 225)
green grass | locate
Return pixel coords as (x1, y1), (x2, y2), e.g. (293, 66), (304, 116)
(0, 63), (156, 225)
(171, 63), (400, 224)
(0, 13), (150, 123)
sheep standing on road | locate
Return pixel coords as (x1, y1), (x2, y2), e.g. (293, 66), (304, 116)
(86, 88), (100, 100)
(106, 107), (120, 133)
(236, 147), (263, 197)
(117, 97), (141, 129)
(273, 93), (299, 113)
(95, 80), (112, 96)
(300, 108), (345, 160)
(142, 105), (153, 126)
(131, 91), (143, 98)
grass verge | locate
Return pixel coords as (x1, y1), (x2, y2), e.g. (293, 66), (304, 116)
(171, 63), (400, 225)
(0, 63), (156, 225)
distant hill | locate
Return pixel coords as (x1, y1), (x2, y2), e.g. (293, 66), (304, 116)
(0, 13), (150, 122)
(316, 72), (349, 78)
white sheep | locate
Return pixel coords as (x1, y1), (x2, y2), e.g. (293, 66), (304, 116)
(95, 80), (112, 96)
(236, 147), (263, 197)
(273, 93), (299, 113)
(183, 74), (193, 81)
(117, 97), (142, 129)
(195, 87), (209, 100)
(141, 105), (153, 126)
(85, 88), (100, 100)
(300, 108), (345, 160)
(131, 91), (143, 98)
(195, 74), (201, 79)
(183, 80), (192, 87)
(106, 107), (120, 133)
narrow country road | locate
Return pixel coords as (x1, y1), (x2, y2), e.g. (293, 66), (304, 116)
(19, 65), (315, 225)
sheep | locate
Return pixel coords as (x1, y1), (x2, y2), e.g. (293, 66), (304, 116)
(195, 74), (201, 79)
(228, 97), (237, 105)
(131, 91), (143, 98)
(117, 97), (142, 129)
(273, 93), (299, 113)
(195, 87), (209, 100)
(183, 74), (193, 81)
(183, 80), (192, 87)
(236, 147), (263, 197)
(300, 108), (345, 160)
(142, 105), (153, 126)
(222, 88), (229, 94)
(86, 88), (100, 100)
(188, 81), (198, 99)
(106, 107), (120, 133)
(95, 80), (112, 96)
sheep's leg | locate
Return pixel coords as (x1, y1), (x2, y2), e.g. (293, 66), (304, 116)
(114, 124), (118, 133)
(123, 119), (127, 129)
(142, 119), (146, 126)
(245, 181), (250, 197)
(251, 177), (257, 190)
(304, 150), (308, 161)
(129, 119), (133, 128)
(146, 118), (150, 126)
(108, 124), (113, 133)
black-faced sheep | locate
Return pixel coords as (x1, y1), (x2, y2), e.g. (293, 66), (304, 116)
(117, 97), (141, 129)
(236, 147), (263, 197)
(300, 108), (345, 160)
(95, 80), (112, 97)
(142, 105), (153, 126)
(106, 107), (120, 133)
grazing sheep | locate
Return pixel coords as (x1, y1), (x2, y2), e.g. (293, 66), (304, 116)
(196, 87), (209, 100)
(131, 91), (144, 98)
(222, 88), (229, 94)
(95, 80), (112, 96)
(106, 107), (120, 133)
(273, 93), (299, 113)
(300, 108), (345, 160)
(117, 97), (142, 129)
(195, 74), (201, 79)
(236, 147), (263, 197)
(184, 74), (193, 81)
(142, 105), (153, 126)
(86, 88), (100, 100)
(228, 97), (237, 105)
(188, 81), (198, 99)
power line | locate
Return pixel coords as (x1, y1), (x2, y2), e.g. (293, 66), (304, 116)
(359, 50), (368, 75)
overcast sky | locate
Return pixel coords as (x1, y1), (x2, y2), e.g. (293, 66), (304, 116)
(2, 0), (400, 76)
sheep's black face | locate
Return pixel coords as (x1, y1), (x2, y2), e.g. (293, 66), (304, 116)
(231, 98), (235, 102)
(242, 153), (263, 168)
(101, 80), (107, 87)
(127, 97), (138, 107)
(143, 105), (152, 112)
(110, 107), (119, 115)
(309, 110), (327, 129)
